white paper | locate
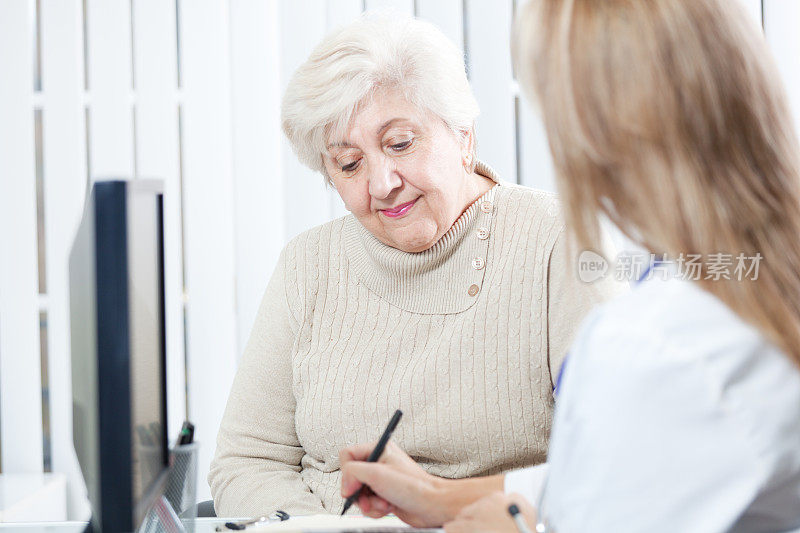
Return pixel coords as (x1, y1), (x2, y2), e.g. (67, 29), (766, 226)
(249, 514), (442, 532)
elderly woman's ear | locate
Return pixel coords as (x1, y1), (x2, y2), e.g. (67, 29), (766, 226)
(461, 127), (476, 173)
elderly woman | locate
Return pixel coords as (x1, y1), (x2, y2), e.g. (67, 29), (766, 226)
(208, 15), (621, 516)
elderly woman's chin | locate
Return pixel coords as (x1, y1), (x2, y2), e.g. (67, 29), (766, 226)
(365, 211), (441, 253)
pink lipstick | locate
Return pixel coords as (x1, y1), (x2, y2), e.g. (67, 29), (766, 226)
(381, 199), (417, 218)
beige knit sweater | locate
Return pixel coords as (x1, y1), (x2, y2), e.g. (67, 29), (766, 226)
(208, 163), (624, 517)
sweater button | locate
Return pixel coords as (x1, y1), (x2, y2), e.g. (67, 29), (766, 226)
(471, 257), (485, 270)
(480, 201), (493, 214)
(468, 284), (480, 296)
(476, 227), (489, 240)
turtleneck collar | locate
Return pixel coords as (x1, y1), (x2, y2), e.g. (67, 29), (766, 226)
(343, 161), (504, 314)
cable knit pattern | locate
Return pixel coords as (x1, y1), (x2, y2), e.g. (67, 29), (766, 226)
(208, 162), (625, 517)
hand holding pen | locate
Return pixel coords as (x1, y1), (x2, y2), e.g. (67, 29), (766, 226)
(339, 412), (453, 528)
(340, 410), (403, 515)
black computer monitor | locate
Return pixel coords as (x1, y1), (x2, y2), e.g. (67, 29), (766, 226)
(69, 180), (169, 532)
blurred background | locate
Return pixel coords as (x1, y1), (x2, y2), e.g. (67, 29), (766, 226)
(0, 0), (798, 522)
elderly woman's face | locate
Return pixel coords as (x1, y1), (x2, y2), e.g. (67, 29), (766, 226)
(324, 90), (475, 253)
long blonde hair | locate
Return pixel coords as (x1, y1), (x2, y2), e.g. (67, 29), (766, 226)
(513, 0), (800, 365)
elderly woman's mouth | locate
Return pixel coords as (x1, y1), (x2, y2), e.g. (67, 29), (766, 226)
(380, 198), (418, 218)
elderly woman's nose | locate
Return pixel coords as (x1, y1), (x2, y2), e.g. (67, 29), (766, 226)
(368, 159), (403, 199)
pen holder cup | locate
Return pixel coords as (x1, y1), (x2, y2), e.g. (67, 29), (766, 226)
(167, 442), (200, 524)
(141, 442), (200, 533)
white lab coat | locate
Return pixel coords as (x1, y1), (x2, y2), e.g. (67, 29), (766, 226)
(505, 274), (800, 532)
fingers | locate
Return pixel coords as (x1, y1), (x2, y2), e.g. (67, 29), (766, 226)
(444, 492), (523, 533)
(339, 441), (432, 525)
(341, 461), (390, 494)
(340, 443), (380, 498)
(357, 493), (372, 514)
(343, 460), (429, 511)
(341, 467), (363, 498)
(339, 441), (379, 467)
(358, 493), (393, 518)
(340, 440), (408, 468)
(370, 495), (393, 515)
(508, 492), (538, 527)
(340, 441), (391, 497)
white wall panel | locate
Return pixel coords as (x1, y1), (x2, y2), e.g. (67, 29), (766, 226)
(327, 0), (362, 29)
(465, 0), (517, 182)
(132, 0), (186, 444)
(364, 0), (413, 14)
(280, 0), (332, 240)
(86, 0), (134, 179)
(327, 186), (350, 220)
(415, 0), (464, 52)
(518, 97), (556, 192)
(40, 0), (91, 519)
(764, 0), (800, 135)
(0, 0), (44, 474)
(739, 0), (764, 29)
(229, 0), (286, 357)
(178, 0), (239, 502)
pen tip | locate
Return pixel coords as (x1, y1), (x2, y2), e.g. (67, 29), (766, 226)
(508, 504), (520, 516)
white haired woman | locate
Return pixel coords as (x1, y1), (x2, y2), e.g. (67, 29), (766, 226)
(338, 1), (800, 531)
(208, 15), (622, 516)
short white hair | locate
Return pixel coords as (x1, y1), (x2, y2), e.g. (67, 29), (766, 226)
(281, 13), (480, 178)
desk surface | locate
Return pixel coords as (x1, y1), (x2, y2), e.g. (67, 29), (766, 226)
(0, 474), (67, 522)
(0, 515), (439, 532)
(0, 518), (227, 532)
(0, 518), (248, 532)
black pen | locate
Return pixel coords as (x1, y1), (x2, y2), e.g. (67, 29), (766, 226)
(341, 409), (403, 515)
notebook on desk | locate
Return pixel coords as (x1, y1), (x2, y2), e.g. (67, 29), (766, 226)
(233, 514), (442, 532)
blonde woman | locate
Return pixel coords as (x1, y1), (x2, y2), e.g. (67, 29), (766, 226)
(339, 0), (800, 531)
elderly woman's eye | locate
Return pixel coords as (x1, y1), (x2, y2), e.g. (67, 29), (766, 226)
(389, 140), (412, 152)
(341, 160), (360, 172)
